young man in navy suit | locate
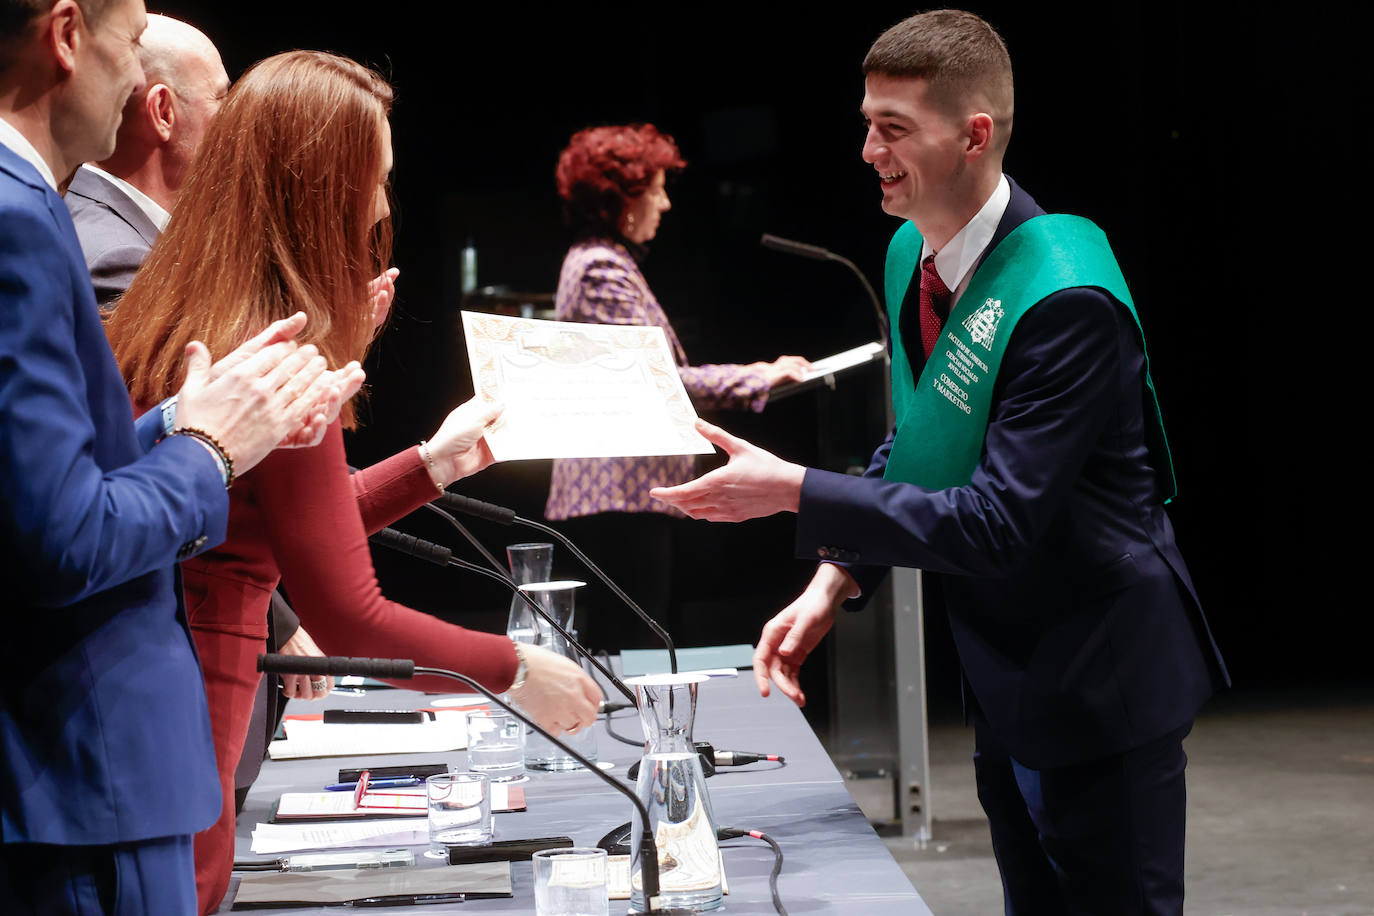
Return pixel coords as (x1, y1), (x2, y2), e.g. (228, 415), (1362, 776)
(0, 0), (357, 910)
(654, 10), (1228, 914)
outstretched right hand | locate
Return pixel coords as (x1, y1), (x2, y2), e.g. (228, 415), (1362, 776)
(507, 643), (602, 737)
(176, 313), (337, 475)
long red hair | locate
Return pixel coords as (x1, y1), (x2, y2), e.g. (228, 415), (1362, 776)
(107, 50), (394, 428)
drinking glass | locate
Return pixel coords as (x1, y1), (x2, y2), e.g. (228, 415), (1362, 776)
(467, 710), (525, 783)
(425, 771), (491, 858)
(533, 847), (609, 916)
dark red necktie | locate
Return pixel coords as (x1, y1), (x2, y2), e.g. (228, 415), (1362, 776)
(919, 254), (951, 359)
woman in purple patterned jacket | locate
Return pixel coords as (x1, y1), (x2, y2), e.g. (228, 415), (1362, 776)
(544, 123), (809, 651)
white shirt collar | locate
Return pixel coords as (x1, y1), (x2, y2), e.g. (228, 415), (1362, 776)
(920, 173), (1011, 304)
(0, 115), (58, 191)
(82, 163), (170, 232)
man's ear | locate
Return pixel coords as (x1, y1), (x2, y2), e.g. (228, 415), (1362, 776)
(146, 84), (175, 142)
(965, 112), (995, 159)
(47, 0), (83, 75)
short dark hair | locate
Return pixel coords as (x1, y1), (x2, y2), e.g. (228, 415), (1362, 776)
(1, 0), (113, 72)
(863, 9), (1013, 127)
(554, 123), (686, 237)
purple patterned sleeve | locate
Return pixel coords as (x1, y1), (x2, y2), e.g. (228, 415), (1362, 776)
(678, 363), (770, 413)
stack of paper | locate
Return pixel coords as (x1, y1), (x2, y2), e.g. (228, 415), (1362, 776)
(268, 709), (474, 760)
(250, 819), (427, 855)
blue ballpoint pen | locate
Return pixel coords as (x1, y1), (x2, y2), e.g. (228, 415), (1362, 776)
(324, 777), (422, 791)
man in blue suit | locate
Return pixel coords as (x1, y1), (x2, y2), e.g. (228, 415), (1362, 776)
(654, 10), (1228, 914)
(1, 0), (351, 910)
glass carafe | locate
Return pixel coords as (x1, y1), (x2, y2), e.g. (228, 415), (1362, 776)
(505, 543), (553, 642)
(518, 580), (597, 771)
(626, 673), (722, 912)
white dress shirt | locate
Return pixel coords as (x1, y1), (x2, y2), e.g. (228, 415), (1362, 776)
(920, 173), (1011, 308)
(82, 163), (170, 232)
(0, 115), (58, 191)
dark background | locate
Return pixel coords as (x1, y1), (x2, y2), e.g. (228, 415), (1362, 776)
(153, 2), (1357, 730)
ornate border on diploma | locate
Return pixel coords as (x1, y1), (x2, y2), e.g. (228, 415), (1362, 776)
(461, 312), (709, 455)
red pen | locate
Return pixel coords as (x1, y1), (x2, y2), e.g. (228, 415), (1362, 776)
(352, 770), (370, 810)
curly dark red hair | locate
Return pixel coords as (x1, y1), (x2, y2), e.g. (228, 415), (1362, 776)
(555, 123), (686, 236)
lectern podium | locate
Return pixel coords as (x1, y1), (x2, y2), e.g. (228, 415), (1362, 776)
(785, 339), (934, 844)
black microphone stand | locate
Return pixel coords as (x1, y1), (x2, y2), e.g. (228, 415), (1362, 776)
(256, 653), (690, 915)
(760, 232), (890, 351)
(420, 505), (637, 709)
(368, 526), (636, 705)
(430, 493), (678, 674)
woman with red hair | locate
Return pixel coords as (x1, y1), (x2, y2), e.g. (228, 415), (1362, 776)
(106, 51), (601, 913)
(544, 124), (809, 649)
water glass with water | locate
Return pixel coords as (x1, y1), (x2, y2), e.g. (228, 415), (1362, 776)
(467, 710), (525, 783)
(533, 846), (609, 916)
(425, 771), (491, 858)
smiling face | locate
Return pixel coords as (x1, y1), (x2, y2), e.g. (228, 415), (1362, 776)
(619, 169), (670, 243)
(860, 73), (972, 229)
(60, 0), (148, 168)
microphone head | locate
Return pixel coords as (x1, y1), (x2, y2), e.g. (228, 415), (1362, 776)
(760, 232), (833, 261)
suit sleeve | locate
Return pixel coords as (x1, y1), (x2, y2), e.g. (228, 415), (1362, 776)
(254, 423), (518, 694)
(0, 201), (227, 607)
(795, 288), (1123, 578)
(814, 427), (896, 607)
(84, 243), (145, 310)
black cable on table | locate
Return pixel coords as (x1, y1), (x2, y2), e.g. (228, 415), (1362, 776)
(718, 827), (787, 915)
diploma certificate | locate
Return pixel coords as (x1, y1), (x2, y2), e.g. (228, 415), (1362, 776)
(461, 312), (714, 461)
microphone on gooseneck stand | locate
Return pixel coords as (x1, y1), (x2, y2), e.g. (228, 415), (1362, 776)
(256, 653), (692, 916)
(349, 462), (674, 672)
(366, 526), (636, 705)
(760, 232), (889, 349)
(414, 497), (788, 767)
(429, 490), (679, 674)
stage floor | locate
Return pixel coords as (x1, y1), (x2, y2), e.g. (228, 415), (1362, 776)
(863, 683), (1374, 914)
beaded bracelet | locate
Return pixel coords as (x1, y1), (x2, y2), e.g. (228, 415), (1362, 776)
(172, 426), (235, 489)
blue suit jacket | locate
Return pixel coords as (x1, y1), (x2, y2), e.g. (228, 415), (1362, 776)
(1, 143), (226, 844)
(797, 180), (1228, 769)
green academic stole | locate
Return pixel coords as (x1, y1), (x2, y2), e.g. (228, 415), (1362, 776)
(881, 214), (1176, 499)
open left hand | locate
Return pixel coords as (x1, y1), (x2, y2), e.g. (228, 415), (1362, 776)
(649, 419), (806, 521)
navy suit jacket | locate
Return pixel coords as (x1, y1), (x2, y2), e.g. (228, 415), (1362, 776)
(1, 143), (225, 844)
(797, 179), (1228, 769)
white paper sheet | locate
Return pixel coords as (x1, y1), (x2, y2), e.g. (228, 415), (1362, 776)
(267, 709), (471, 760)
(461, 312), (714, 461)
(249, 819), (428, 854)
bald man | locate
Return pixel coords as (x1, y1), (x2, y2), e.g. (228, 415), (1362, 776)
(65, 12), (227, 308)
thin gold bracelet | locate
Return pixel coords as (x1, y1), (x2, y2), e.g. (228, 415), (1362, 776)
(417, 440), (443, 492)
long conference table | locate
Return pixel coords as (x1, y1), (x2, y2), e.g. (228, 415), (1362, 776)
(225, 668), (932, 914)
